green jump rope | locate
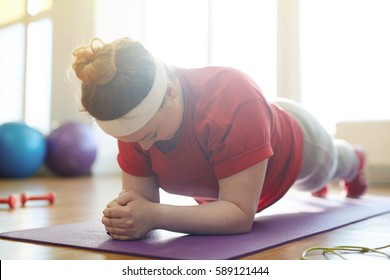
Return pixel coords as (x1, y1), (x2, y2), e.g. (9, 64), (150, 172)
(301, 244), (390, 260)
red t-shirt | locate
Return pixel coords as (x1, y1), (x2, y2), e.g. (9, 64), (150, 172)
(117, 67), (304, 212)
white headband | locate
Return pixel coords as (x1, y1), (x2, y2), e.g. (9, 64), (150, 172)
(96, 59), (167, 137)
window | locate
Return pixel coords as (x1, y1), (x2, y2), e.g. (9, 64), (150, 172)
(142, 0), (277, 99)
(25, 18), (53, 131)
(0, 0), (53, 133)
(210, 0), (276, 98)
(0, 23), (25, 122)
(300, 0), (390, 133)
(144, 0), (209, 68)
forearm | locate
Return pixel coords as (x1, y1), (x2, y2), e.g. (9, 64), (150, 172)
(151, 200), (254, 235)
(106, 162), (267, 239)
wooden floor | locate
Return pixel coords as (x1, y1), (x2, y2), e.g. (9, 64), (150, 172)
(0, 176), (389, 260)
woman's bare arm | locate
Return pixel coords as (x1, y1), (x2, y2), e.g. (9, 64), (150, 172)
(102, 160), (267, 240)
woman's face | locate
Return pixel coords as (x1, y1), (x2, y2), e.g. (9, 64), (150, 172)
(115, 81), (184, 150)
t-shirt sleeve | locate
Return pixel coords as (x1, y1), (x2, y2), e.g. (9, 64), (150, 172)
(206, 100), (274, 180)
(117, 141), (154, 177)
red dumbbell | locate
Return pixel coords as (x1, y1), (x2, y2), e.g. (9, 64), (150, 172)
(0, 194), (18, 209)
(20, 192), (56, 206)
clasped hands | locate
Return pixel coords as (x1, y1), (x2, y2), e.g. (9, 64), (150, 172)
(102, 190), (156, 240)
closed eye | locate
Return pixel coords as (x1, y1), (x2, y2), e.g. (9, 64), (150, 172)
(149, 131), (157, 140)
(136, 131), (155, 142)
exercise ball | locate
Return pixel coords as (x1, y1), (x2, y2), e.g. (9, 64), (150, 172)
(46, 121), (97, 176)
(0, 122), (46, 178)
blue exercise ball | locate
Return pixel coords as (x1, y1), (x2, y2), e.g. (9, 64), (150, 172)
(0, 122), (46, 178)
(45, 121), (97, 176)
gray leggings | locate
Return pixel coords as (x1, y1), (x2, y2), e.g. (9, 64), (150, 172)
(273, 98), (359, 192)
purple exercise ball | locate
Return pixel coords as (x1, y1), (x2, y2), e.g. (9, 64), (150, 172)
(46, 121), (97, 176)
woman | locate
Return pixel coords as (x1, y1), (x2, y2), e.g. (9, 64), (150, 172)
(72, 37), (367, 240)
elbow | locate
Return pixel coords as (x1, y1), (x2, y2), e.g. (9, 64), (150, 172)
(230, 216), (254, 234)
(236, 208), (256, 234)
(219, 201), (257, 235)
(241, 219), (254, 234)
(234, 222), (253, 235)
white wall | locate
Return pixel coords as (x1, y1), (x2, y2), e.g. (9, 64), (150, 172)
(51, 0), (94, 124)
(336, 121), (390, 184)
(277, 0), (301, 101)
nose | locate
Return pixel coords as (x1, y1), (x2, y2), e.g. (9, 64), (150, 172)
(139, 139), (154, 150)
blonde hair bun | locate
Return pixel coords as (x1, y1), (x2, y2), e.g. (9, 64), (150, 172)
(72, 38), (116, 85)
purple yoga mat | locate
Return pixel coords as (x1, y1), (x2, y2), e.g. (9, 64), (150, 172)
(1, 193), (390, 259)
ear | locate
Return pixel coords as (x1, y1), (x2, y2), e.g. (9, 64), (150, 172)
(164, 83), (179, 100)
